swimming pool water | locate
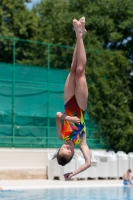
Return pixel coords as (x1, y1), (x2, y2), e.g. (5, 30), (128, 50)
(0, 186), (133, 200)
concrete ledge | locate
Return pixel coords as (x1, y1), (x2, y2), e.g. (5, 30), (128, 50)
(0, 169), (47, 180)
(0, 179), (123, 190)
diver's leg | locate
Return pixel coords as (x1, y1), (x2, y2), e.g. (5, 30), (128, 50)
(64, 26), (78, 104)
(73, 19), (88, 111)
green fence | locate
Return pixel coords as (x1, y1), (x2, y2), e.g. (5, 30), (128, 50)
(0, 36), (104, 149)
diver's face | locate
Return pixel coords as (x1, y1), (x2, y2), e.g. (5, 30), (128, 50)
(59, 140), (74, 157)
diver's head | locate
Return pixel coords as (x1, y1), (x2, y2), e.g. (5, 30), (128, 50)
(54, 140), (74, 166)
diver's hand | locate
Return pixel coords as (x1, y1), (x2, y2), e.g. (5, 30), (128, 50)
(69, 116), (80, 124)
(64, 172), (73, 180)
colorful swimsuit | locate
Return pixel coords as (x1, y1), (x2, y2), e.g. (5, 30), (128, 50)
(61, 96), (86, 145)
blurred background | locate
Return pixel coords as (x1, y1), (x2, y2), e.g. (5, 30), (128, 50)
(0, 0), (133, 180)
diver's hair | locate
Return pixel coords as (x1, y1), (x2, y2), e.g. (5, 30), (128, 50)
(128, 169), (132, 173)
(52, 150), (73, 166)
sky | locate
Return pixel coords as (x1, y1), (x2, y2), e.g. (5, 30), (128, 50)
(26, 0), (41, 10)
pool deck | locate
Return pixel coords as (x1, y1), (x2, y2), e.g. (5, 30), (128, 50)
(0, 179), (124, 190)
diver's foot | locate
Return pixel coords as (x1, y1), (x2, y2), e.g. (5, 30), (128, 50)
(79, 16), (87, 37)
(73, 19), (83, 38)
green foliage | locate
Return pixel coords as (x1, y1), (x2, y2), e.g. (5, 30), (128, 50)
(87, 51), (133, 152)
(0, 0), (37, 38)
(0, 0), (38, 63)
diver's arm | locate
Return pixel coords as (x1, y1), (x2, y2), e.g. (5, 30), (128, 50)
(56, 112), (80, 123)
(56, 112), (72, 139)
(56, 113), (63, 139)
(64, 133), (91, 179)
(78, 133), (91, 171)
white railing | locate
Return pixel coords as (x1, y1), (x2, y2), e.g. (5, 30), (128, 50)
(47, 151), (133, 180)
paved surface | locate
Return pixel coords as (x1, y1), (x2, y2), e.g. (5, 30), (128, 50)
(0, 179), (123, 190)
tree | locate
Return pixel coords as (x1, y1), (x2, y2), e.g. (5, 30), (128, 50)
(0, 0), (38, 63)
(87, 50), (133, 152)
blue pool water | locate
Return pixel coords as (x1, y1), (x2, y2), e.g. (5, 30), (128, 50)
(0, 186), (133, 200)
